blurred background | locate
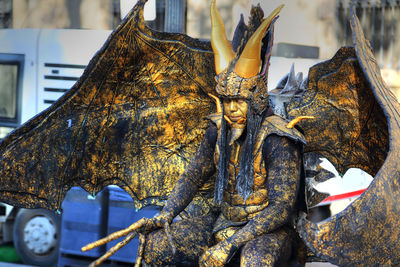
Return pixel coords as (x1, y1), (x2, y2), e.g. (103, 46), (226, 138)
(1, 0), (400, 67)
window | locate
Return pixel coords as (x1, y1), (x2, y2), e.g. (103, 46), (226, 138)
(0, 53), (24, 128)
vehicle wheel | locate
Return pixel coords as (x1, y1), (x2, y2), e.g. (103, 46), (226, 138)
(13, 208), (60, 267)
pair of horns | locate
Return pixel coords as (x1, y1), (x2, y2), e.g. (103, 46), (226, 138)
(210, 0), (283, 78)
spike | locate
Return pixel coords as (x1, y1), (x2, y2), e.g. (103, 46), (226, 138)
(275, 73), (289, 89)
(286, 116), (314, 129)
(281, 64), (297, 94)
(235, 5), (284, 78)
(210, 0), (235, 74)
(295, 72), (303, 86)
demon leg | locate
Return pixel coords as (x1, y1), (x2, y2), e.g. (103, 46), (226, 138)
(143, 214), (216, 265)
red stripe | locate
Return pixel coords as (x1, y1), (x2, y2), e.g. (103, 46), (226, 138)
(322, 188), (366, 203)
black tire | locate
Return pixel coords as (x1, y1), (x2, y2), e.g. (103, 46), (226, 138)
(13, 208), (61, 267)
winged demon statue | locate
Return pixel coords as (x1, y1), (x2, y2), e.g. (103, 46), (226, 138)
(0, 0), (398, 266)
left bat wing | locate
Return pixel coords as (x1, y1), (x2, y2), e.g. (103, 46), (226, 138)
(0, 0), (216, 211)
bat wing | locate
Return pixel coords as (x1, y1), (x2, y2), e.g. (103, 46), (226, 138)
(288, 8), (400, 266)
(0, 0), (215, 211)
(287, 47), (388, 177)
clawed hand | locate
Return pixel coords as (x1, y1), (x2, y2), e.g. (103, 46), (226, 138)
(139, 212), (173, 234)
(199, 240), (235, 267)
(81, 212), (174, 267)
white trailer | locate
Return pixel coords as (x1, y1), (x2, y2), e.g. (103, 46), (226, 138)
(0, 28), (110, 266)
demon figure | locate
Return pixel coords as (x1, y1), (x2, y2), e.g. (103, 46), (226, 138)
(0, 0), (399, 266)
(129, 3), (307, 266)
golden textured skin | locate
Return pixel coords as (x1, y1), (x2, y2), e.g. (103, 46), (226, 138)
(210, 0), (235, 74)
(143, 214), (216, 265)
(141, 117), (305, 266)
(295, 11), (400, 266)
(0, 1), (398, 265)
(215, 70), (269, 112)
(212, 114), (305, 221)
(239, 227), (297, 266)
(287, 46), (388, 176)
(0, 0), (215, 210)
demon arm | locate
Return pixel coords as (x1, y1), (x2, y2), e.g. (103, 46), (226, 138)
(160, 123), (218, 221)
(203, 134), (302, 262)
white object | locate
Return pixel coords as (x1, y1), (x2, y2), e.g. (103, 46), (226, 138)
(120, 0), (156, 20)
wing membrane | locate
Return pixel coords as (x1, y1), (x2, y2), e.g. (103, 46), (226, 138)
(0, 0), (215, 210)
(287, 47), (388, 176)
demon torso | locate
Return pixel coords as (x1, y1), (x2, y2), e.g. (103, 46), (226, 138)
(211, 115), (306, 223)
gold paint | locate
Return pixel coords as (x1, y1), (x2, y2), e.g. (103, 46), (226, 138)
(208, 93), (222, 113)
(233, 144), (240, 163)
(214, 226), (240, 243)
(223, 98), (248, 144)
(213, 115), (305, 222)
(2, 1), (397, 265)
(164, 222), (176, 254)
(223, 115), (233, 125)
(210, 0), (235, 74)
(0, 0), (216, 213)
(82, 218), (147, 252)
(237, 118), (246, 124)
(287, 47), (387, 176)
(214, 70), (269, 112)
(296, 14), (398, 266)
(208, 113), (223, 130)
(143, 216), (213, 265)
(135, 234), (146, 267)
(234, 5), (284, 78)
(286, 116), (315, 129)
(223, 98), (248, 124)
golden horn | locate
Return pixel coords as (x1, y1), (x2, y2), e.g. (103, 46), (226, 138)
(210, 0), (235, 74)
(235, 5), (284, 78)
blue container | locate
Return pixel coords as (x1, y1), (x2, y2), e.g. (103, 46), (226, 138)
(59, 187), (108, 258)
(105, 186), (160, 263)
(58, 253), (94, 267)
